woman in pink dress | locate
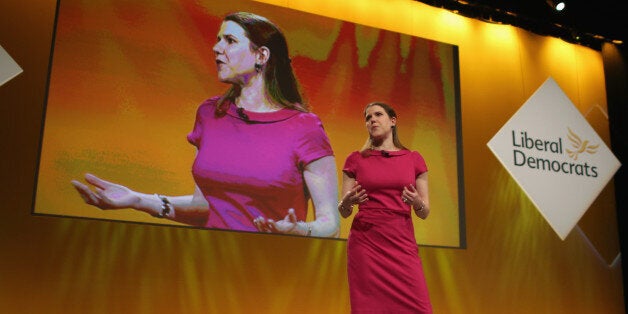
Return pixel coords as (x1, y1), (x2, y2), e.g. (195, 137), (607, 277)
(339, 102), (432, 313)
(71, 12), (340, 238)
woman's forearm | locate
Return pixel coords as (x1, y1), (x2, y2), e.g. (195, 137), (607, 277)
(303, 156), (340, 238)
(309, 209), (340, 237)
(135, 193), (209, 226)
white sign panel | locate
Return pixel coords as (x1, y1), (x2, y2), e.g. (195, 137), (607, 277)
(0, 44), (22, 87)
(487, 77), (621, 240)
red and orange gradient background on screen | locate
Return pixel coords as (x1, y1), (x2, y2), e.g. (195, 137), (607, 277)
(35, 0), (463, 246)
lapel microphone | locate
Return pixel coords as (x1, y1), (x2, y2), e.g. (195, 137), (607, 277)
(381, 150), (390, 158)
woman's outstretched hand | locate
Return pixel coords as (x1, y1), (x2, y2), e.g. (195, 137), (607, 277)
(253, 208), (303, 235)
(71, 173), (140, 210)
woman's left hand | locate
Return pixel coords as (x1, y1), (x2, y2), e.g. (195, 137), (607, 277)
(253, 208), (304, 235)
(402, 185), (420, 207)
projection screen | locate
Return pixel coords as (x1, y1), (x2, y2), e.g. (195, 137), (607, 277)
(34, 0), (464, 247)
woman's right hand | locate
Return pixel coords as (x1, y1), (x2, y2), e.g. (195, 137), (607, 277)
(71, 173), (140, 210)
(342, 181), (368, 207)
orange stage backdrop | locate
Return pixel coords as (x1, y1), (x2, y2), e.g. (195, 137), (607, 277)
(0, 0), (623, 313)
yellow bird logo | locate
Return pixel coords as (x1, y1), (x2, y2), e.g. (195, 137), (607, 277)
(566, 127), (598, 160)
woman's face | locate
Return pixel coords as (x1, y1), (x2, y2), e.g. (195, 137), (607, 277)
(213, 21), (258, 84)
(365, 105), (396, 139)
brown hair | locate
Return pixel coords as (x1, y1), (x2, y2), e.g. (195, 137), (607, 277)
(216, 12), (307, 116)
(359, 102), (408, 154)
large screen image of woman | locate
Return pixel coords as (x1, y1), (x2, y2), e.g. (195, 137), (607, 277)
(34, 0), (464, 247)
